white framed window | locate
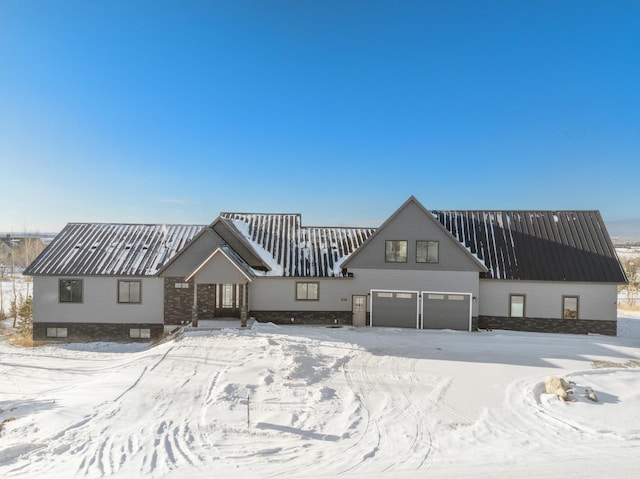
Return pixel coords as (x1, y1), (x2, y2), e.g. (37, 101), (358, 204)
(129, 328), (151, 339)
(416, 241), (439, 263)
(59, 279), (82, 303)
(46, 327), (68, 338)
(174, 282), (190, 289)
(385, 240), (407, 263)
(296, 282), (319, 301)
(510, 294), (525, 318)
(118, 280), (141, 303)
(563, 296), (579, 319)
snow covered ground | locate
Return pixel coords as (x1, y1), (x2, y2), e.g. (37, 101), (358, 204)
(1, 316), (639, 478)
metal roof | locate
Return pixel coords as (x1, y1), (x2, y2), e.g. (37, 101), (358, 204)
(221, 213), (376, 277)
(433, 210), (627, 282)
(24, 208), (626, 283)
(24, 223), (204, 276)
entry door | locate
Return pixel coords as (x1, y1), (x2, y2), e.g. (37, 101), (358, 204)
(352, 295), (367, 326)
(216, 283), (242, 317)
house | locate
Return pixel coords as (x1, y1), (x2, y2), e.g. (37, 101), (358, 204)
(24, 196), (627, 341)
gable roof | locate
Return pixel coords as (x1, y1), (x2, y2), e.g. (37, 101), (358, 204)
(341, 196), (488, 272)
(24, 223), (204, 276)
(433, 210), (627, 282)
(23, 198), (626, 283)
(220, 212), (376, 277)
(185, 246), (256, 282)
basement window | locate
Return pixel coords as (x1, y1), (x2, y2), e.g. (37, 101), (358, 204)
(129, 328), (151, 339)
(563, 296), (579, 319)
(46, 327), (68, 338)
(296, 282), (319, 301)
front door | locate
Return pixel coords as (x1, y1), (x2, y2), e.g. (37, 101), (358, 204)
(352, 295), (367, 326)
(216, 283), (244, 318)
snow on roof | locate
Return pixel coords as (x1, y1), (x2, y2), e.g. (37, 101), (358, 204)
(221, 213), (376, 277)
(24, 207), (625, 283)
(24, 223), (205, 276)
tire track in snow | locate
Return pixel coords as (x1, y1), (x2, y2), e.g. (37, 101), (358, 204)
(338, 351), (438, 474)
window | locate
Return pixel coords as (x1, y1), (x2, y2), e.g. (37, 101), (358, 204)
(296, 282), (319, 301)
(385, 240), (407, 262)
(510, 294), (525, 318)
(563, 296), (579, 319)
(46, 327), (68, 338)
(129, 328), (151, 339)
(118, 280), (141, 303)
(222, 284), (234, 308)
(396, 293), (413, 299)
(59, 279), (82, 303)
(417, 241), (439, 263)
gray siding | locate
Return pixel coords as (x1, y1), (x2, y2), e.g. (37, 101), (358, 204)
(161, 230), (222, 278)
(192, 252), (251, 284)
(478, 279), (617, 321)
(345, 200), (483, 273)
(249, 277), (353, 312)
(32, 276), (164, 325)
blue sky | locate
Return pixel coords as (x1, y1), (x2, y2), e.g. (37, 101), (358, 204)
(1, 1), (639, 236)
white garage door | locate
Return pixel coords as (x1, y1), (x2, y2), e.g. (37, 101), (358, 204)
(421, 292), (472, 331)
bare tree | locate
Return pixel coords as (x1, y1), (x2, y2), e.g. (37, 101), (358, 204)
(620, 257), (639, 306)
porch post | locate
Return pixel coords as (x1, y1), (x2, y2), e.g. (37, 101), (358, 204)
(192, 281), (198, 327)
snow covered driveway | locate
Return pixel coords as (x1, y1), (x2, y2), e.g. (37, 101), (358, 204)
(1, 322), (640, 478)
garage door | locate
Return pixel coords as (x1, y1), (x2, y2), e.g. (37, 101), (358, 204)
(421, 292), (471, 331)
(370, 290), (419, 328)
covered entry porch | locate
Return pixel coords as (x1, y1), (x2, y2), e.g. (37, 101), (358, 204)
(186, 246), (255, 326)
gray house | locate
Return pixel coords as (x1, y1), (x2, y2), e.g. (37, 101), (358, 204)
(24, 196), (627, 341)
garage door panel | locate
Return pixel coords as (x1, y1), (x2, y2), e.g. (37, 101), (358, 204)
(371, 290), (418, 328)
(422, 292), (471, 331)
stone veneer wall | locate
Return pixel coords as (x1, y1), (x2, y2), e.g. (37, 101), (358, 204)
(197, 284), (217, 319)
(33, 322), (164, 342)
(478, 316), (617, 336)
(251, 310), (352, 325)
(164, 277), (194, 325)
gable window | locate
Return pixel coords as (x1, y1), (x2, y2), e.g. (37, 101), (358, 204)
(416, 241), (439, 263)
(385, 240), (407, 263)
(296, 282), (319, 301)
(118, 280), (141, 303)
(510, 294), (525, 318)
(563, 296), (579, 319)
(59, 279), (82, 303)
(46, 327), (68, 338)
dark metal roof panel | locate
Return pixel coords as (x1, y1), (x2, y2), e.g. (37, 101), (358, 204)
(24, 223), (204, 276)
(432, 210), (626, 282)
